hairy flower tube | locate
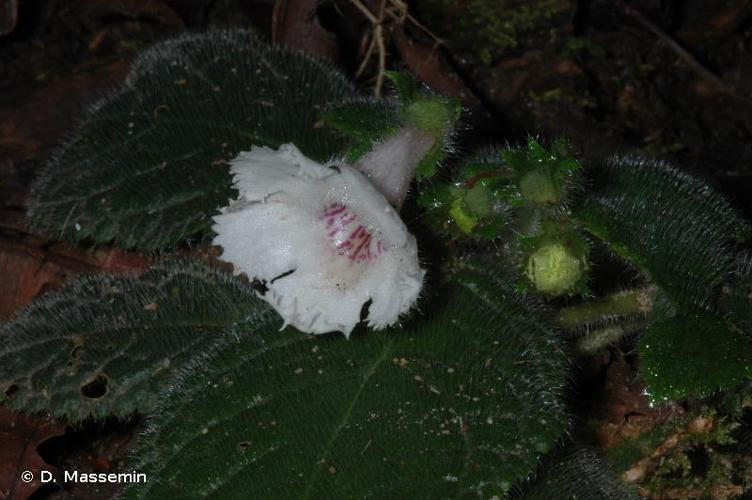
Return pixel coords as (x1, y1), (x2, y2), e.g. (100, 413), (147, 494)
(212, 144), (425, 336)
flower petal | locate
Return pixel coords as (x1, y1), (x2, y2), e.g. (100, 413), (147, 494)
(212, 144), (424, 336)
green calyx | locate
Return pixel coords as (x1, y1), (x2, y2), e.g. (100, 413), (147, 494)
(404, 95), (459, 138)
(519, 169), (560, 204)
(502, 137), (581, 207)
(419, 156), (513, 240)
(418, 138), (582, 242)
(326, 71), (460, 177)
(388, 72), (460, 179)
(449, 197), (479, 233)
(449, 182), (498, 234)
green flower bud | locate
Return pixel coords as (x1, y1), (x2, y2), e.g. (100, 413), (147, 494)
(449, 198), (479, 233)
(526, 242), (584, 295)
(500, 138), (582, 208)
(519, 169), (560, 204)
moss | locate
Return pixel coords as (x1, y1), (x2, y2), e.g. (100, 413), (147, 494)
(529, 87), (598, 109)
(415, 0), (574, 64)
(606, 409), (750, 498)
(563, 37), (606, 58)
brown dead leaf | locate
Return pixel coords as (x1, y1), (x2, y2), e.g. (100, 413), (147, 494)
(272, 0), (338, 61)
(0, 244), (75, 321)
(0, 241), (151, 321)
(79, 0), (183, 27)
(0, 0), (17, 36)
(0, 61), (128, 165)
(0, 0), (18, 36)
(0, 407), (65, 499)
(390, 27), (478, 107)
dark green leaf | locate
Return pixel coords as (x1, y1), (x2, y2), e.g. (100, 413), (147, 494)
(123, 269), (569, 498)
(0, 260), (265, 420)
(640, 310), (752, 402)
(577, 156), (751, 308)
(28, 29), (358, 250)
(722, 251), (752, 337)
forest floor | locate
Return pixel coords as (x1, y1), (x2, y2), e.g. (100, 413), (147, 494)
(1, 0), (751, 498)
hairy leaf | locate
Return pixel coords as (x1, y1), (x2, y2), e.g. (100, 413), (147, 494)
(0, 260), (265, 420)
(722, 251), (752, 337)
(517, 447), (636, 500)
(123, 269), (569, 498)
(577, 156), (751, 308)
(28, 29), (358, 250)
(640, 310), (752, 402)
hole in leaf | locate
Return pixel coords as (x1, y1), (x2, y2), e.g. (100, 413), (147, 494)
(687, 445), (710, 476)
(67, 344), (83, 368)
(4, 384), (19, 399)
(252, 278), (268, 295)
(271, 269), (296, 284)
(70, 345), (83, 359)
(80, 374), (109, 399)
(238, 441), (250, 452)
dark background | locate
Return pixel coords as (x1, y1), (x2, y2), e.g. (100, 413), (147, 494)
(1, 1), (751, 498)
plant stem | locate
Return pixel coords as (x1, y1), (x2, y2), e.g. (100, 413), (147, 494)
(575, 320), (649, 355)
(558, 286), (657, 331)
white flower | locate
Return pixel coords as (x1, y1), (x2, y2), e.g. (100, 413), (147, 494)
(212, 144), (425, 336)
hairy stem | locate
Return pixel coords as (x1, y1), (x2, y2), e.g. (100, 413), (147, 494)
(575, 320), (649, 355)
(558, 286), (657, 331)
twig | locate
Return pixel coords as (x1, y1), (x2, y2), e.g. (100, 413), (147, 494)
(348, 0), (444, 96)
(356, 33), (376, 78)
(349, 0), (377, 23)
(348, 0), (387, 95)
(383, 0), (443, 45)
(616, 0), (752, 105)
(374, 2), (387, 96)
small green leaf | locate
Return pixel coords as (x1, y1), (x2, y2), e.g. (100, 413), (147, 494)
(323, 99), (400, 162)
(640, 310), (752, 403)
(0, 260), (265, 420)
(384, 70), (420, 103)
(123, 269), (569, 498)
(28, 29), (359, 250)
